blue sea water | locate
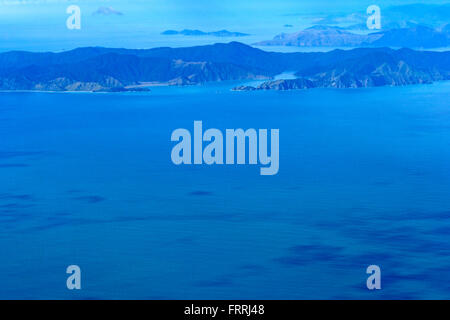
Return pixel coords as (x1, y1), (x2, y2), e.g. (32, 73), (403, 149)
(1, 82), (450, 299)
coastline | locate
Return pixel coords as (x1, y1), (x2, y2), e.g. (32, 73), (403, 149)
(1, 80), (449, 94)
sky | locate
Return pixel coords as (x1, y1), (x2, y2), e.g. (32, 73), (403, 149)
(0, 0), (449, 51)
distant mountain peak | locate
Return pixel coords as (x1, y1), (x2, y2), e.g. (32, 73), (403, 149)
(255, 24), (450, 49)
(255, 25), (369, 47)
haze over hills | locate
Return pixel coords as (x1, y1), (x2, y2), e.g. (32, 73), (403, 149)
(255, 25), (450, 48)
(367, 25), (450, 48)
(315, 3), (450, 30)
(0, 42), (449, 92)
(255, 26), (377, 47)
(161, 29), (250, 37)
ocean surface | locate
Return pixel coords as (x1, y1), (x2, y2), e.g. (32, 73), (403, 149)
(1, 81), (450, 299)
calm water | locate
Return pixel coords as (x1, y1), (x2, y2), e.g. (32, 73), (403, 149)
(1, 82), (450, 299)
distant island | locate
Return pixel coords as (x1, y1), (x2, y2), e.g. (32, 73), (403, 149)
(0, 42), (449, 92)
(254, 25), (450, 48)
(161, 29), (250, 37)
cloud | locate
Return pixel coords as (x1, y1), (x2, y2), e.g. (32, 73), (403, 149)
(92, 6), (123, 16)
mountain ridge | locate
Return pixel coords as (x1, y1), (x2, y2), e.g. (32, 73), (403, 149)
(255, 25), (450, 48)
(0, 42), (449, 92)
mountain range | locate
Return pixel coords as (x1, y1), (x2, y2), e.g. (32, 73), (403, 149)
(255, 25), (450, 48)
(0, 42), (449, 92)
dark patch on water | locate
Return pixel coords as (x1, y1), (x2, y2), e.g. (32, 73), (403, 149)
(194, 277), (233, 287)
(0, 211), (32, 228)
(111, 211), (242, 224)
(72, 196), (106, 203)
(29, 221), (72, 232)
(0, 151), (44, 159)
(284, 186), (302, 190)
(373, 210), (450, 222)
(173, 236), (196, 245)
(0, 194), (33, 201)
(416, 211), (450, 221)
(0, 163), (29, 168)
(0, 203), (34, 209)
(188, 191), (213, 196)
(238, 264), (266, 276)
(417, 266), (450, 292)
(239, 264), (265, 272)
(371, 180), (393, 186)
(341, 223), (450, 256)
(347, 207), (371, 213)
(370, 232), (450, 255)
(275, 244), (345, 266)
(0, 209), (17, 215)
(352, 252), (395, 266)
(116, 211), (240, 222)
(66, 189), (83, 194)
(381, 271), (424, 286)
(407, 169), (428, 177)
(24, 216), (101, 232)
(15, 212), (239, 234)
(426, 226), (450, 235)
